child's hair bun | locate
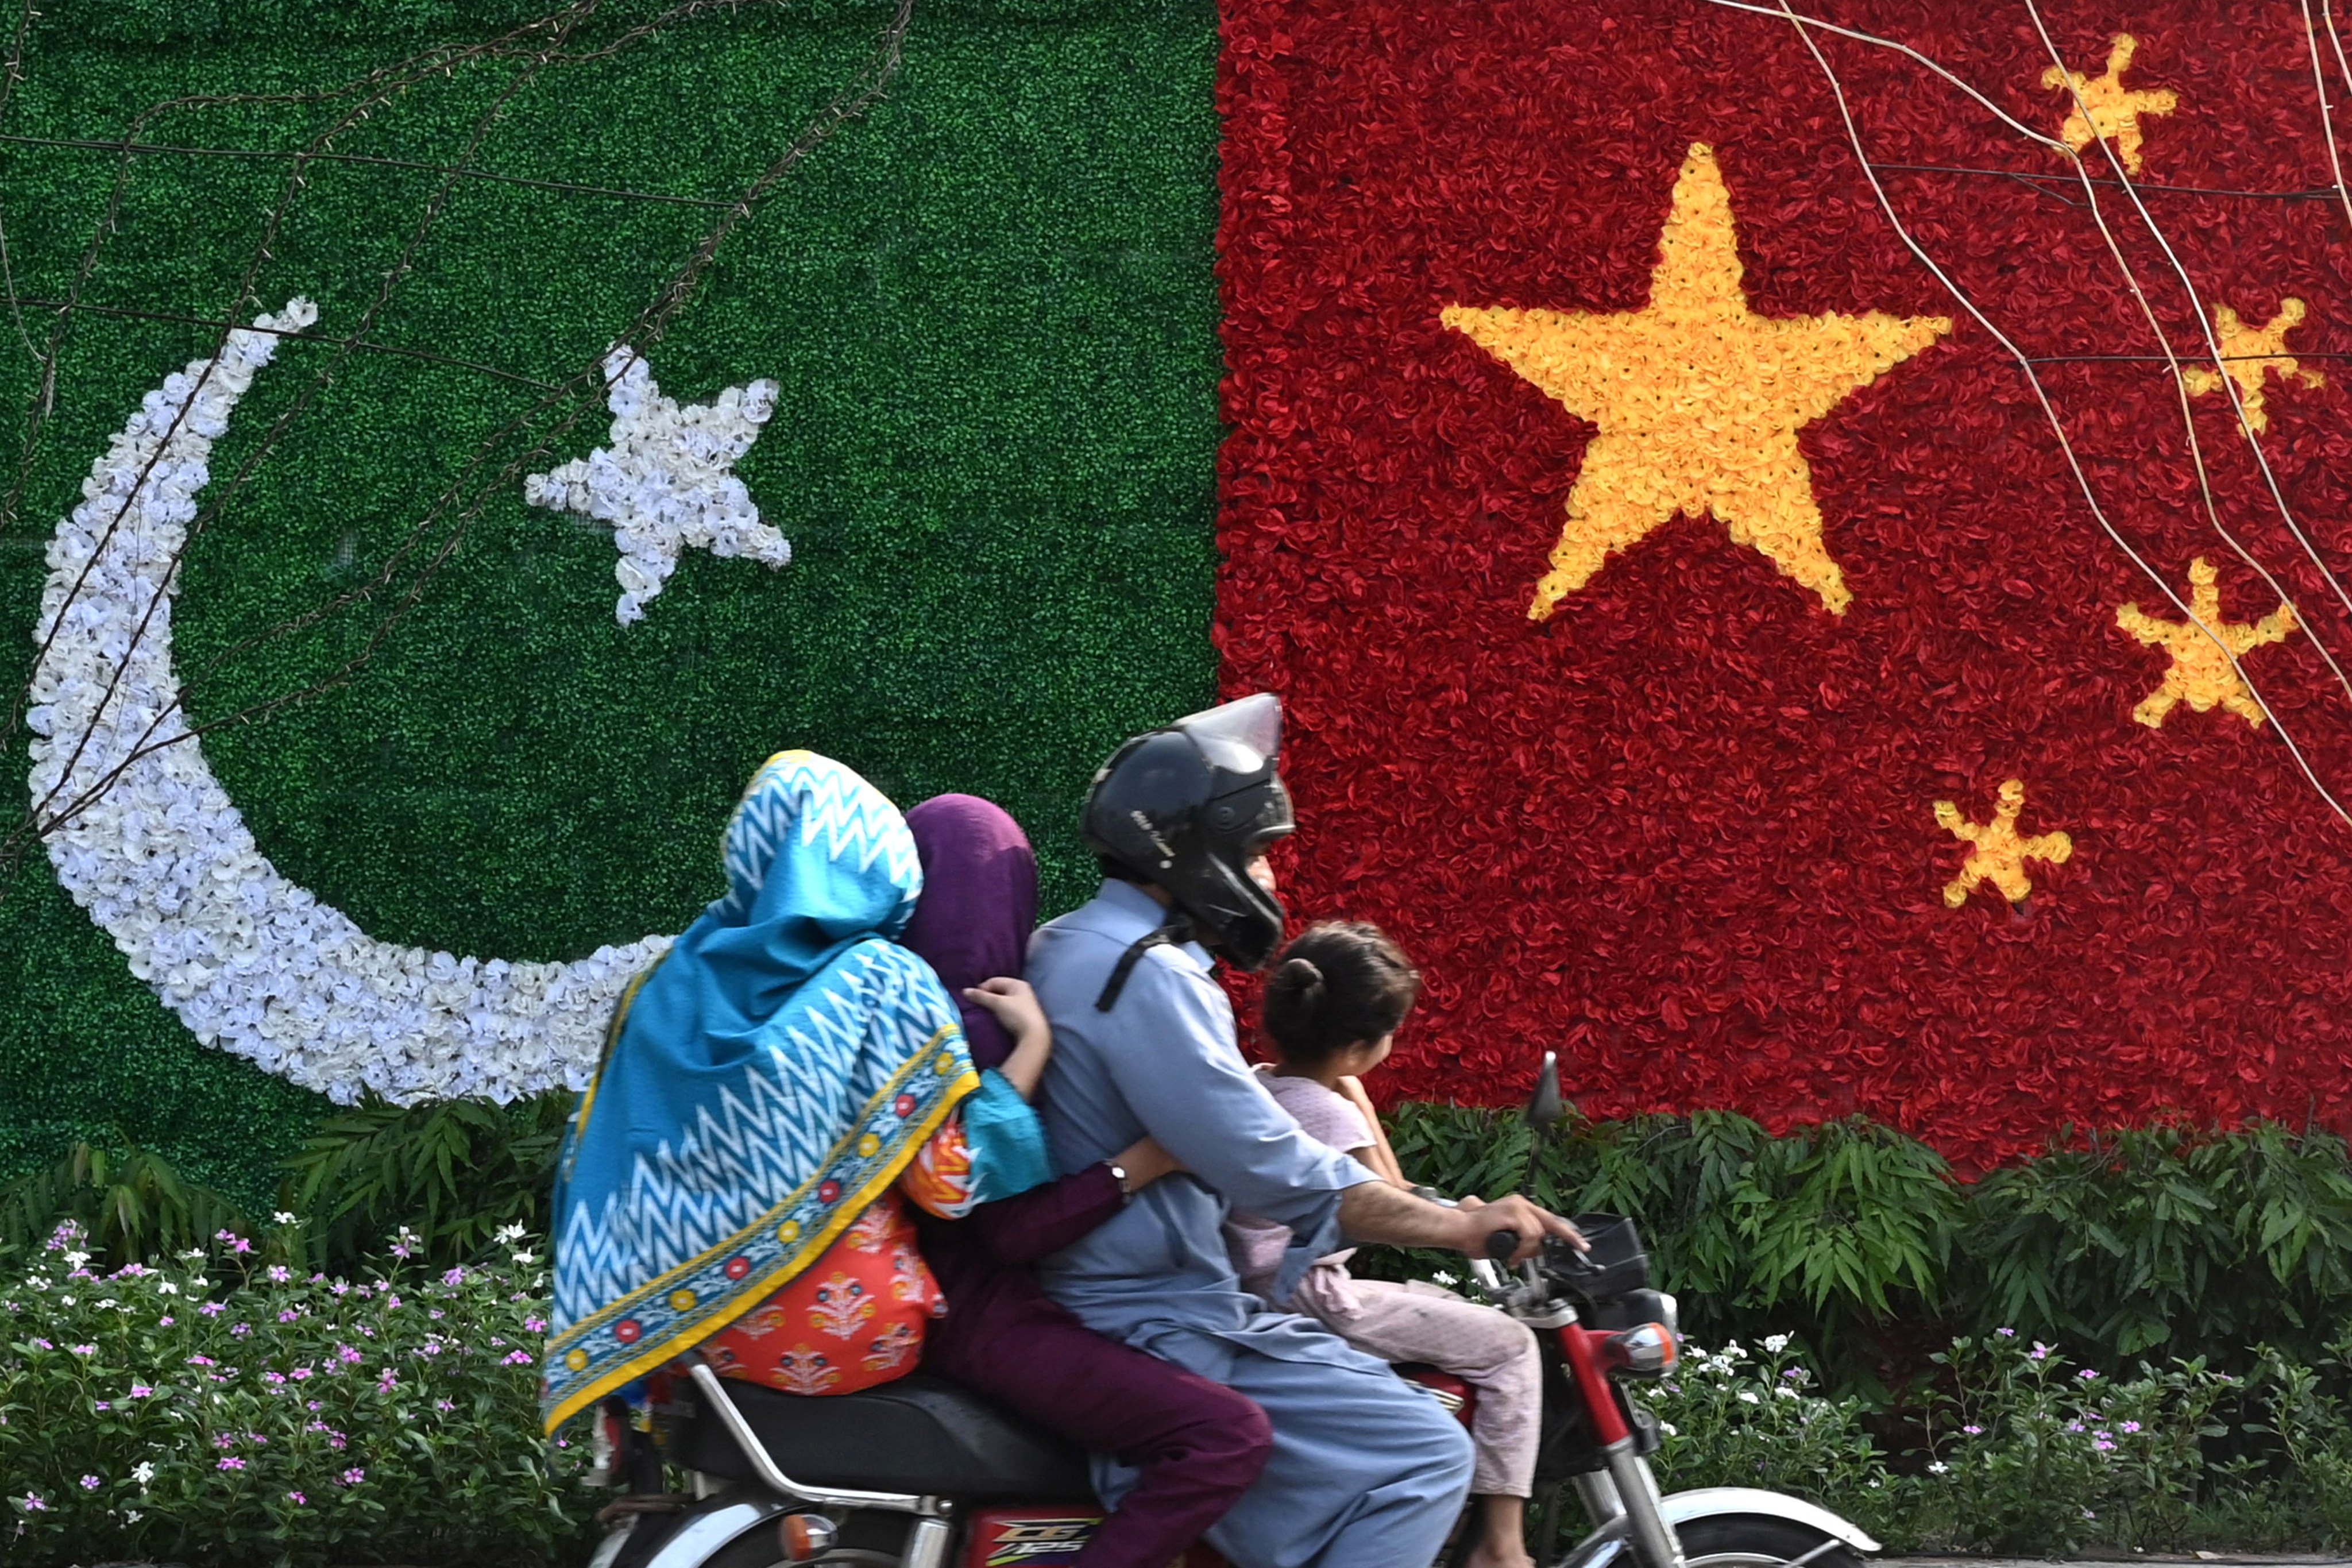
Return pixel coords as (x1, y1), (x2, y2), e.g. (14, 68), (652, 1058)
(1260, 922), (1421, 1065)
(1273, 956), (1326, 999)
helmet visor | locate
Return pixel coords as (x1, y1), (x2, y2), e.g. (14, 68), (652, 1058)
(1173, 692), (1282, 775)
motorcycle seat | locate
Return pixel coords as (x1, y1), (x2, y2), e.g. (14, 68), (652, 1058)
(675, 1372), (1098, 1503)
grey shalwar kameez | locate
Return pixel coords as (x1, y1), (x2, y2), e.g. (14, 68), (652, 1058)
(1027, 879), (1476, 1568)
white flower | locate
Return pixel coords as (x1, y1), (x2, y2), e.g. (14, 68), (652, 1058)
(525, 348), (789, 626)
(1657, 1421), (1678, 1436)
(1928, 1462), (1950, 1476)
(273, 1211), (296, 1226)
(156, 1281), (177, 1296)
(1762, 1334), (1790, 1353)
(494, 1223), (527, 1246)
(23, 300), (674, 1105)
(130, 1462), (153, 1489)
(1773, 1385), (1798, 1399)
(64, 1251), (90, 1270)
(1737, 1390), (1760, 1404)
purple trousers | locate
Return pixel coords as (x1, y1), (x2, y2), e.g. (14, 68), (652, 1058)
(920, 1164), (1272, 1568)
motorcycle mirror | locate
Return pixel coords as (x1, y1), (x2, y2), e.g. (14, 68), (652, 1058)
(1524, 1052), (1565, 1131)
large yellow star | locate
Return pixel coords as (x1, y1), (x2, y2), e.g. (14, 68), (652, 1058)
(1443, 144), (1951, 620)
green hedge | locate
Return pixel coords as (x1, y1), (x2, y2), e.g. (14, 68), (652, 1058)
(0, 0), (1220, 1200)
(1380, 1105), (2352, 1395)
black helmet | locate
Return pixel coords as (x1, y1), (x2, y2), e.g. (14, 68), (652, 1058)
(1083, 693), (1295, 1003)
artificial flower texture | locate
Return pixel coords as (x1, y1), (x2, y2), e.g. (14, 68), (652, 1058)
(2181, 299), (2323, 433)
(1934, 781), (2074, 909)
(26, 304), (672, 1103)
(1441, 143), (1950, 620)
(2116, 558), (2297, 729)
(2042, 33), (2179, 175)
(524, 347), (789, 626)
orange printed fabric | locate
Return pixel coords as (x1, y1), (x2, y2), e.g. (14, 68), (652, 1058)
(705, 1119), (972, 1395)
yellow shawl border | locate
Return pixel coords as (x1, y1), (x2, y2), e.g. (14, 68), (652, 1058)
(543, 1027), (975, 1432)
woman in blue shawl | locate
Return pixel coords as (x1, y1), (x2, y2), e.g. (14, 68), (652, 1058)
(543, 750), (1046, 1431)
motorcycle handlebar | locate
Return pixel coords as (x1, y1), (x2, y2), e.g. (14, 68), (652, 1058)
(1484, 1227), (1521, 1264)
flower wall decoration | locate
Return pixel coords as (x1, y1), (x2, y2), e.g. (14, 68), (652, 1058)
(27, 303), (672, 1104)
(1218, 1), (2352, 1164)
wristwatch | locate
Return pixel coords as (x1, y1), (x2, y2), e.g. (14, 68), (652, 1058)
(1107, 1161), (1132, 1199)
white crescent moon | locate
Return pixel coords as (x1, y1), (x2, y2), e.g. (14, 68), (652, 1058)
(26, 300), (672, 1104)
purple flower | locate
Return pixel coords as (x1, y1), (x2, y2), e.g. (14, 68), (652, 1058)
(263, 1372), (285, 1385)
(2079, 1368), (2100, 1381)
(128, 1384), (152, 1398)
(214, 1434), (237, 1449)
(69, 1343), (96, 1356)
(1962, 1423), (1984, 1435)
(157, 1315), (173, 1326)
(29, 1337), (52, 1351)
(291, 1367), (313, 1381)
(218, 1457), (245, 1472)
(377, 1369), (399, 1393)
(199, 1302), (225, 1316)
(277, 1310), (299, 1323)
(16, 1493), (45, 1512)
(339, 1467), (365, 1486)
(78, 1475), (99, 1491)
(523, 1316), (547, 1333)
(230, 1323), (251, 1337)
(187, 1353), (214, 1366)
(428, 1309), (445, 1321)
(2095, 1439), (2117, 1452)
(287, 1490), (307, 1505)
(2121, 1420), (2142, 1433)
(1995, 1327), (2016, 1338)
(442, 1267), (466, 1287)
(435, 1399), (455, 1412)
(2029, 1342), (2051, 1360)
(503, 1349), (535, 1366)
(266, 1266), (290, 1284)
(2067, 1421), (2085, 1433)
(337, 1345), (362, 1364)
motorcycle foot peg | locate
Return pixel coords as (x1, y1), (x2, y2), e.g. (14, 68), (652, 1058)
(779, 1512), (837, 1561)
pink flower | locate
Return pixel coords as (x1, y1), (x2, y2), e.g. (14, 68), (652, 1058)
(277, 1310), (299, 1323)
(523, 1316), (547, 1333)
(198, 1303), (225, 1316)
(266, 1266), (290, 1284)
(218, 1457), (245, 1472)
(337, 1345), (362, 1364)
(2079, 1368), (2100, 1381)
(231, 1323), (251, 1337)
(338, 1467), (365, 1486)
(69, 1344), (96, 1356)
(377, 1369), (399, 1393)
(503, 1349), (535, 1366)
(16, 1493), (45, 1512)
(78, 1476), (99, 1490)
(186, 1354), (215, 1366)
(128, 1384), (152, 1398)
(157, 1315), (173, 1326)
(442, 1267), (466, 1287)
(291, 1367), (313, 1381)
(287, 1490), (307, 1505)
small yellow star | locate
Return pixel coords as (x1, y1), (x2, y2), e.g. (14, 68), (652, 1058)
(2116, 557), (2296, 728)
(1442, 143), (1949, 620)
(1934, 780), (2073, 909)
(2042, 33), (2179, 175)
(2181, 299), (2323, 432)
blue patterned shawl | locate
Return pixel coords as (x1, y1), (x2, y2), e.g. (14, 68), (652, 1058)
(543, 751), (978, 1430)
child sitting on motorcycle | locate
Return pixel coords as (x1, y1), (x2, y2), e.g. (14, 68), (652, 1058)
(1229, 921), (1543, 1568)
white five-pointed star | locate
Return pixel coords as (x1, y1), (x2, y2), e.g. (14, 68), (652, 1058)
(525, 347), (791, 625)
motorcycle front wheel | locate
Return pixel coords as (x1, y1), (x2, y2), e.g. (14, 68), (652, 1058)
(1667, 1513), (1866, 1568)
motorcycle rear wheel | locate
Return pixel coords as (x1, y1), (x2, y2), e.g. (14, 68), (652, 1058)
(1667, 1512), (1866, 1568)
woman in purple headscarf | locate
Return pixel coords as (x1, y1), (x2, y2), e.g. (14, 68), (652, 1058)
(902, 794), (1273, 1568)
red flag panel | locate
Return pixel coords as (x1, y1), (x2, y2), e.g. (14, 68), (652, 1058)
(1215, 0), (2352, 1165)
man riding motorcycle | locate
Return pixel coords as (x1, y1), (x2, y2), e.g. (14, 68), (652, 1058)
(1025, 692), (1586, 1568)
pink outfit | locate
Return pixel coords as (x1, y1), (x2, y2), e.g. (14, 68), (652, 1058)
(1230, 1073), (1542, 1498)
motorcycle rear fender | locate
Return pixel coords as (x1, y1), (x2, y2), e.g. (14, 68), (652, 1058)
(634, 1496), (787, 1568)
(1561, 1486), (1882, 1568)
(1659, 1487), (1882, 1552)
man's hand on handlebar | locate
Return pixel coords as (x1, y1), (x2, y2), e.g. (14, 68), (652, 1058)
(1458, 1195), (1585, 1266)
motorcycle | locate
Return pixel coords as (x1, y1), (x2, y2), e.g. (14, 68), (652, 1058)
(583, 1053), (1881, 1568)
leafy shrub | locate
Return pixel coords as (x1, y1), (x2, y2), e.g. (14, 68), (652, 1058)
(0, 1221), (593, 1567)
(1646, 1336), (1901, 1539)
(1381, 1104), (2352, 1390)
(0, 1136), (250, 1270)
(282, 1093), (574, 1276)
